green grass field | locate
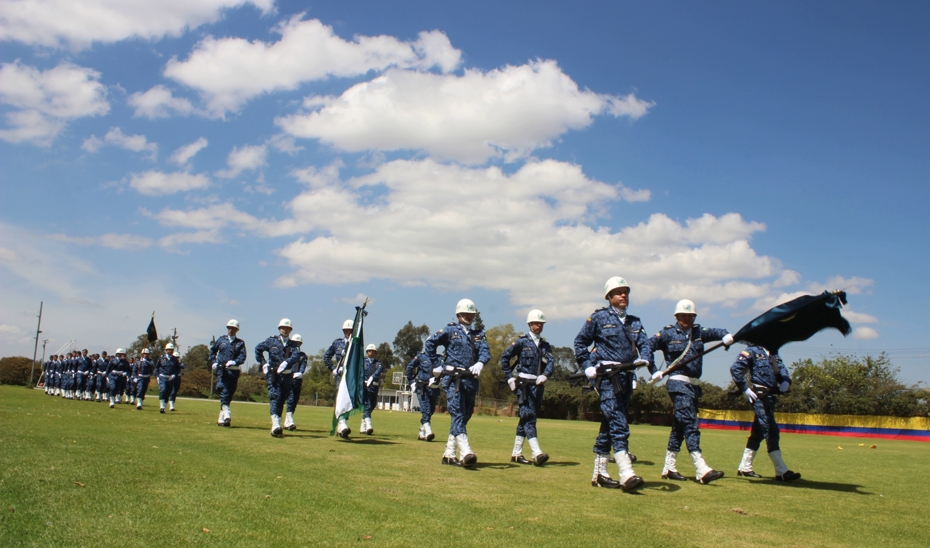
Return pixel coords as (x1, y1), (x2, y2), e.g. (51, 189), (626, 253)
(1, 385), (928, 547)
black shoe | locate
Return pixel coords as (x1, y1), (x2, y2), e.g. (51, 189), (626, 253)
(662, 470), (687, 481)
(426, 433), (435, 442)
(698, 470), (725, 484)
(737, 470), (761, 478)
(286, 424), (296, 431)
(216, 421), (224, 427)
(533, 453), (549, 466)
(776, 470), (801, 482)
(159, 408), (165, 414)
(223, 419), (230, 427)
(337, 428), (351, 439)
(366, 428), (373, 435)
(271, 427), (283, 438)
(169, 408), (175, 412)
(511, 455), (532, 465)
(442, 456), (462, 466)
(461, 453), (477, 468)
(630, 454), (638, 463)
(592, 474), (621, 488)
(621, 475), (645, 492)
(109, 403), (114, 409)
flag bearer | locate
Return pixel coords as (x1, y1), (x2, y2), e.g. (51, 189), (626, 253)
(731, 345), (801, 481)
(106, 349), (131, 408)
(255, 319), (294, 438)
(648, 299), (732, 484)
(574, 277), (651, 492)
(501, 309), (554, 466)
(324, 320), (354, 437)
(360, 344), (383, 435)
(284, 334), (307, 431)
(155, 343), (181, 413)
(425, 299), (491, 468)
(135, 348), (155, 409)
(211, 320), (246, 427)
(406, 351), (439, 441)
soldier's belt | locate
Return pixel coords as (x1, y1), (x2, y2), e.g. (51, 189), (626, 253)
(226, 366), (240, 371)
(669, 374), (697, 384)
(139, 374), (151, 378)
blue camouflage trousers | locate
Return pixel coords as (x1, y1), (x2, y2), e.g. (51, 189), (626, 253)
(76, 372), (88, 393)
(266, 372), (292, 417)
(286, 377), (301, 413)
(108, 374), (123, 399)
(136, 376), (151, 401)
(593, 373), (633, 454)
(667, 385), (702, 453)
(363, 387), (379, 419)
(746, 395), (780, 453)
(216, 369), (240, 407)
(417, 385), (440, 424)
(516, 384), (544, 439)
(445, 377), (478, 436)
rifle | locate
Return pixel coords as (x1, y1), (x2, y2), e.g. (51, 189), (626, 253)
(500, 375), (536, 400)
(649, 341), (729, 384)
(439, 366), (475, 392)
(727, 383), (782, 399)
(567, 361), (644, 396)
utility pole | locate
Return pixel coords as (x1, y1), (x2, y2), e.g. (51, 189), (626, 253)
(30, 302), (43, 387)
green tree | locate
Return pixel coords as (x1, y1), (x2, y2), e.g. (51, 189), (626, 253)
(480, 323), (519, 400)
(182, 344), (210, 371)
(473, 310), (486, 332)
(392, 321), (430, 364)
(0, 356), (32, 386)
(299, 349), (336, 406)
(127, 333), (173, 361)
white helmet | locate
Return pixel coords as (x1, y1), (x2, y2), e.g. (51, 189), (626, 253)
(290, 334), (302, 343)
(527, 309), (546, 324)
(674, 299), (697, 316)
(165, 343), (175, 350)
(115, 348), (126, 355)
(455, 298), (477, 315)
(141, 348), (149, 354)
(365, 344), (377, 351)
(342, 320), (354, 330)
(278, 318), (292, 329)
(604, 276), (630, 299)
(227, 319), (240, 329)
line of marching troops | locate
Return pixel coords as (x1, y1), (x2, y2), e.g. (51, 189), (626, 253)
(42, 345), (185, 413)
(40, 275), (802, 492)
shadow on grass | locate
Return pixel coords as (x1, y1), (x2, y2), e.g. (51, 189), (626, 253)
(464, 462), (519, 471)
(541, 461), (580, 467)
(341, 438), (400, 445)
(640, 481), (683, 493)
(747, 478), (872, 495)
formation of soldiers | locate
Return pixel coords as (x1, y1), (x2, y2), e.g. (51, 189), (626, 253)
(42, 344), (185, 413)
(41, 275), (802, 492)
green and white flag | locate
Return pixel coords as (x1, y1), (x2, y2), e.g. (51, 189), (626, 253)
(331, 300), (368, 435)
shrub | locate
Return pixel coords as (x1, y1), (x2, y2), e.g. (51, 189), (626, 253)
(0, 357), (34, 386)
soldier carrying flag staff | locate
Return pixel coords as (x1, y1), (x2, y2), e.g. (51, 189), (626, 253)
(425, 298), (490, 468)
(211, 319), (246, 427)
(325, 320), (354, 437)
(500, 309), (553, 466)
(648, 299), (732, 484)
(574, 277), (651, 492)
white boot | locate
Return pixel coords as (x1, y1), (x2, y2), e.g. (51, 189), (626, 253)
(662, 450), (680, 477)
(442, 434), (458, 464)
(738, 448), (757, 476)
(365, 418), (374, 435)
(217, 409), (225, 426)
(422, 422), (434, 441)
(591, 454), (620, 488)
(768, 450), (801, 481)
(169, 401), (175, 412)
(136, 398), (143, 410)
(336, 417), (350, 438)
(455, 434), (477, 467)
(512, 435), (525, 457)
(360, 417), (367, 433)
(691, 450), (724, 484)
(615, 450), (643, 492)
(108, 397), (115, 408)
(284, 412), (295, 430)
(271, 414), (283, 437)
(528, 437), (549, 465)
(418, 424), (426, 440)
(222, 405), (231, 426)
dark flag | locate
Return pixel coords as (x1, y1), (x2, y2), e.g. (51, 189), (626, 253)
(146, 313), (158, 343)
(733, 290), (852, 352)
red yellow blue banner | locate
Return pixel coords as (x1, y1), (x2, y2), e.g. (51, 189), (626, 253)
(699, 409), (930, 442)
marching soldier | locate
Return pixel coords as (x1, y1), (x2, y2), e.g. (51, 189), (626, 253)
(106, 349), (131, 408)
(324, 320), (354, 437)
(135, 348), (155, 409)
(210, 319), (247, 427)
(574, 277), (650, 491)
(731, 345), (801, 481)
(155, 343), (181, 413)
(255, 318), (294, 437)
(648, 299), (732, 484)
(425, 298), (490, 468)
(284, 333), (307, 431)
(406, 351), (438, 441)
(95, 351), (109, 401)
(501, 309), (553, 466)
(360, 344), (383, 435)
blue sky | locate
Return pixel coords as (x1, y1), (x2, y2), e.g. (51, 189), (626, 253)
(2, 1), (928, 387)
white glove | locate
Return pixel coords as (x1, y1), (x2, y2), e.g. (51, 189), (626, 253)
(722, 333), (735, 346)
(585, 366), (597, 379)
(469, 362), (484, 376)
(212, 363), (218, 371)
(507, 378), (517, 391)
(292, 372), (303, 380)
(428, 377), (439, 388)
(226, 360), (236, 367)
(779, 381), (790, 393)
(651, 370), (664, 382)
(536, 375), (547, 385)
(433, 366), (443, 376)
(365, 378), (372, 387)
(331, 368), (339, 376)
(745, 388), (758, 403)
(262, 363), (269, 375)
(633, 358), (649, 367)
(277, 362), (287, 374)
(409, 382), (416, 391)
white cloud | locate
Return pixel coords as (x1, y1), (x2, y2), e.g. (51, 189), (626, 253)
(843, 310), (879, 324)
(129, 170), (210, 195)
(0, 0), (274, 50)
(268, 133), (302, 154)
(170, 137), (208, 166)
(82, 127), (158, 159)
(128, 85), (195, 118)
(215, 144), (267, 178)
(852, 326), (879, 340)
(165, 15), (462, 116)
(0, 61), (109, 145)
(277, 60), (654, 164)
(50, 232), (154, 249)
